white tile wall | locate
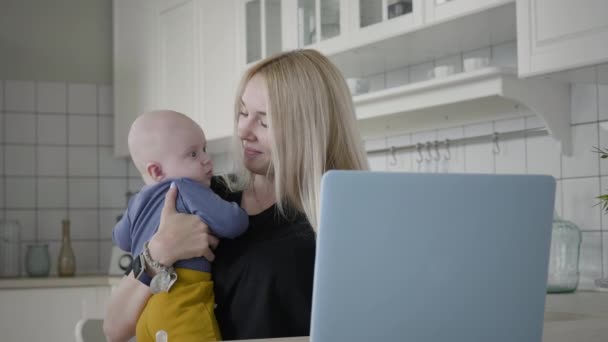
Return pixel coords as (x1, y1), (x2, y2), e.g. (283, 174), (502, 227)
(571, 84), (598, 124)
(69, 210), (99, 240)
(36, 82), (67, 114)
(562, 124), (599, 178)
(98, 85), (113, 115)
(99, 179), (128, 208)
(5, 113), (36, 144)
(6, 210), (36, 241)
(580, 232), (602, 290)
(4, 145), (36, 176)
(68, 179), (98, 208)
(37, 210), (68, 240)
(494, 118), (526, 174)
(68, 147), (98, 176)
(68, 84), (97, 115)
(37, 178), (68, 208)
(68, 116), (98, 145)
(37, 146), (67, 176)
(5, 81), (35, 112)
(365, 138), (388, 171)
(1, 69), (608, 286)
(361, 70), (608, 288)
(5, 178), (36, 208)
(0, 81), (133, 274)
(37, 114), (67, 145)
(98, 116), (114, 146)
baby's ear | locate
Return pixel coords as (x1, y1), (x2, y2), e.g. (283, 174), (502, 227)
(146, 162), (164, 182)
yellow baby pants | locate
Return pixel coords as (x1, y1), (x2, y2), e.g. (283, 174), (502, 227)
(136, 268), (222, 342)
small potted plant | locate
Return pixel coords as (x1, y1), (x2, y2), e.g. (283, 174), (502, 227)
(593, 146), (608, 288)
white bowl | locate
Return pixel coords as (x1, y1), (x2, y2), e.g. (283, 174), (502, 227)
(346, 78), (371, 95)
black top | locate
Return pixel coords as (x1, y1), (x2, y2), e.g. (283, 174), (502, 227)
(211, 178), (316, 340)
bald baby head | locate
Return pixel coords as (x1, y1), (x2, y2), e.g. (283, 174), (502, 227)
(128, 110), (213, 185)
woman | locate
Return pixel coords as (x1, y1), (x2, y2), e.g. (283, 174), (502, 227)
(103, 49), (369, 341)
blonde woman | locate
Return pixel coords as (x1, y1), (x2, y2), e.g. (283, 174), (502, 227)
(104, 49), (369, 341)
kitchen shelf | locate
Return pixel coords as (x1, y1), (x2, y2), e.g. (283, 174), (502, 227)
(354, 66), (572, 155)
(326, 2), (516, 78)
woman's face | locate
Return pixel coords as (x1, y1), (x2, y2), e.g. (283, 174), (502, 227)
(238, 74), (273, 175)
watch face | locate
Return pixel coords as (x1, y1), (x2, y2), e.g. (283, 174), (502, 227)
(132, 255), (143, 277)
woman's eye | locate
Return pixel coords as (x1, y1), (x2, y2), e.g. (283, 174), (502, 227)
(239, 112), (248, 117)
(259, 119), (268, 128)
(190, 151), (198, 158)
(202, 146), (207, 153)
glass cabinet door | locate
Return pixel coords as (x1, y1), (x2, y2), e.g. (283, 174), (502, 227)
(246, 0), (262, 63)
(359, 0), (413, 28)
(297, 0), (341, 47)
(244, 0), (283, 64)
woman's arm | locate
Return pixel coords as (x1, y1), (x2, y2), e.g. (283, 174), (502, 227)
(103, 273), (151, 342)
(103, 185), (220, 341)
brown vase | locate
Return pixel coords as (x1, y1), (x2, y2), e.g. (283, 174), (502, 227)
(58, 220), (76, 277)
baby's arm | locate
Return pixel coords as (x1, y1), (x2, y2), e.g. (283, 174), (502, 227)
(175, 178), (249, 239)
(112, 209), (132, 252)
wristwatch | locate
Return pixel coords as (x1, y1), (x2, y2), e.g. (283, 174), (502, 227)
(132, 253), (147, 280)
(142, 241), (178, 294)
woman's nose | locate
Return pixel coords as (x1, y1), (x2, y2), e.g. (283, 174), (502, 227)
(238, 118), (256, 141)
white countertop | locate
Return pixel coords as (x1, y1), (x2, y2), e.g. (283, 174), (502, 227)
(0, 275), (122, 289)
(231, 292), (608, 342)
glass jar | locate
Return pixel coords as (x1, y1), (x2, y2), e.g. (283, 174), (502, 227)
(25, 244), (51, 277)
(0, 220), (22, 277)
(547, 214), (581, 293)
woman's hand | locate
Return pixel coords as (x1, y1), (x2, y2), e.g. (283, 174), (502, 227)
(148, 184), (220, 266)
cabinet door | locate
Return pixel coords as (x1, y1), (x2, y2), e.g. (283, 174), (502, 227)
(353, 0), (423, 42)
(113, 0), (158, 157)
(0, 286), (111, 341)
(200, 0), (238, 142)
(296, 0), (344, 47)
(156, 0), (202, 123)
(517, 0), (608, 77)
(424, 0), (511, 23)
(238, 0), (284, 66)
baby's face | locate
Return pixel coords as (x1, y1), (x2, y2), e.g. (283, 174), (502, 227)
(162, 124), (213, 187)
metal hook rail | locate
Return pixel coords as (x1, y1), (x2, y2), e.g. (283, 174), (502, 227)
(367, 127), (549, 156)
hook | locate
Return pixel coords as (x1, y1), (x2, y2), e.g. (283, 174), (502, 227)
(433, 140), (441, 161)
(389, 146), (397, 166)
(416, 143), (424, 164)
(443, 139), (451, 160)
(492, 132), (500, 154)
(425, 142), (433, 162)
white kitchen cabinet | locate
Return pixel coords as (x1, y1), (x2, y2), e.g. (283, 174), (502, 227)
(156, 0), (203, 123)
(424, 0), (512, 23)
(517, 0), (608, 77)
(114, 1), (238, 156)
(0, 285), (111, 342)
(238, 0), (285, 65)
(199, 1), (239, 143)
(296, 0), (344, 47)
(113, 0), (158, 157)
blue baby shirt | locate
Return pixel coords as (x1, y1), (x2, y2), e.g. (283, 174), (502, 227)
(112, 178), (248, 272)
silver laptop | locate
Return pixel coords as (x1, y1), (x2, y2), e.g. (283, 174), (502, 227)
(311, 171), (555, 342)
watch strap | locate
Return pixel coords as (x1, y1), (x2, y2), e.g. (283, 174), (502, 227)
(132, 254), (152, 286)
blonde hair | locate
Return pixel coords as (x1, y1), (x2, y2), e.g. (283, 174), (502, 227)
(229, 49), (369, 231)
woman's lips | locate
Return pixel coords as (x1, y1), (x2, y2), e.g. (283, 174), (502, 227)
(244, 148), (262, 157)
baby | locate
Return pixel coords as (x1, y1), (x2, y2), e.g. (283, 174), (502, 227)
(113, 110), (248, 342)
